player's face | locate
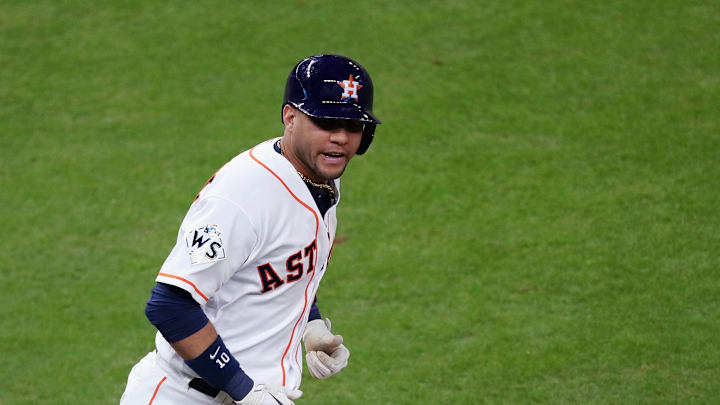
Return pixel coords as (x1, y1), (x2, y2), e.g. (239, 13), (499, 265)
(284, 106), (364, 182)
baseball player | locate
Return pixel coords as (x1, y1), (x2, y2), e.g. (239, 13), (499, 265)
(119, 54), (381, 405)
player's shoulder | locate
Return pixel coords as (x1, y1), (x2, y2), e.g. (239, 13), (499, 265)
(200, 138), (288, 204)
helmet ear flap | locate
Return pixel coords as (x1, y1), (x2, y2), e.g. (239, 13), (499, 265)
(356, 123), (375, 155)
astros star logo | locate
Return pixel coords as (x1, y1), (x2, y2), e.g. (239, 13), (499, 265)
(337, 75), (363, 102)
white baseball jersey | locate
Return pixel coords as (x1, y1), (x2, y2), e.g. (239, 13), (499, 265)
(153, 137), (339, 393)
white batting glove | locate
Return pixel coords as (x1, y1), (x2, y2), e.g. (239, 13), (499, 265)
(302, 318), (350, 379)
(215, 383), (300, 405)
(284, 388), (303, 401)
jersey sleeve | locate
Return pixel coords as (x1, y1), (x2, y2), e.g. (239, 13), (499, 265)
(156, 195), (258, 304)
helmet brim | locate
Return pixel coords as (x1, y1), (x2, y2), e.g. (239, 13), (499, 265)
(289, 101), (381, 125)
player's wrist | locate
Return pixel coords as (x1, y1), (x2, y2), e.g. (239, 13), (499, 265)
(307, 298), (322, 322)
(184, 335), (254, 401)
(224, 370), (255, 401)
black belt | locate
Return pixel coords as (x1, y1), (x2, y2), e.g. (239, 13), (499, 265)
(189, 378), (221, 397)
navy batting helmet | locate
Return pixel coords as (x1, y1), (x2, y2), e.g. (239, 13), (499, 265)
(282, 54), (381, 155)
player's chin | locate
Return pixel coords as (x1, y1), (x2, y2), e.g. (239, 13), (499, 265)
(316, 157), (348, 181)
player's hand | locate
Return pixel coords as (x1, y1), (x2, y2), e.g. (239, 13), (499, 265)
(306, 343), (350, 379)
(303, 318), (343, 352)
(303, 318), (350, 379)
(216, 383), (300, 405)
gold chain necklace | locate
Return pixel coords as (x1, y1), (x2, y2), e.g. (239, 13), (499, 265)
(279, 140), (335, 195)
(296, 171), (335, 193)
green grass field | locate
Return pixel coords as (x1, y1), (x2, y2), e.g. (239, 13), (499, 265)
(2, 1), (719, 403)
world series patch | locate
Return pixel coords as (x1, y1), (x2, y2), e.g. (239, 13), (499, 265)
(185, 225), (226, 265)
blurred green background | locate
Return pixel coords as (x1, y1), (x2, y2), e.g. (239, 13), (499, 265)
(1, 1), (719, 403)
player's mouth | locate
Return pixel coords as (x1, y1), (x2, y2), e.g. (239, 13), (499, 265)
(321, 152), (345, 161)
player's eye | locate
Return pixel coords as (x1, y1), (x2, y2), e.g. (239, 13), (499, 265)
(345, 120), (364, 133)
(310, 117), (364, 133)
(310, 117), (341, 130)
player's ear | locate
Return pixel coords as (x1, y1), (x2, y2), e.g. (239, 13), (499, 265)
(282, 104), (296, 129)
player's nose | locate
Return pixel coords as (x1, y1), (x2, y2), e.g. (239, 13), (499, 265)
(328, 128), (350, 145)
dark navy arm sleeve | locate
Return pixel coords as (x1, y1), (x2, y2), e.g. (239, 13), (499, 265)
(146, 283), (254, 400)
(145, 282), (209, 343)
(308, 297), (322, 321)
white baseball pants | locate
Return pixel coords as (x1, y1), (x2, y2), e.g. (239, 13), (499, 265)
(120, 351), (218, 405)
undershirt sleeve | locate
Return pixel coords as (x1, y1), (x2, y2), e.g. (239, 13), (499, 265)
(308, 297), (322, 321)
(145, 282), (209, 343)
